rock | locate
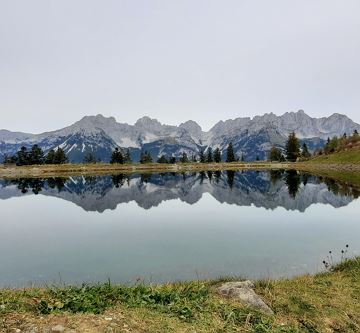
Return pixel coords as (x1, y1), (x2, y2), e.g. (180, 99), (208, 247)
(217, 280), (274, 315)
(51, 325), (65, 332)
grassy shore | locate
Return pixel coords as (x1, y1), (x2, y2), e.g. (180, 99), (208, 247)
(1, 258), (359, 332)
(1, 146), (359, 179)
(0, 161), (290, 178)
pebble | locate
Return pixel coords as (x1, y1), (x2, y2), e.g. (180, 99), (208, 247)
(51, 325), (65, 332)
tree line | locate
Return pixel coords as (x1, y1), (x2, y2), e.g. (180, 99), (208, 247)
(269, 132), (311, 162)
(317, 130), (359, 155)
(111, 143), (238, 164)
(5, 130), (349, 166)
(4, 145), (68, 166)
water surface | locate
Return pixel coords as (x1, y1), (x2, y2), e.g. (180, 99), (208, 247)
(0, 170), (359, 287)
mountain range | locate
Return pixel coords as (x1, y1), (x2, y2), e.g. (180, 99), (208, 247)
(1, 110), (359, 163)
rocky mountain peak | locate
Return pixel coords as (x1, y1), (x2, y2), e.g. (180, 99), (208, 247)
(134, 116), (162, 129)
(179, 120), (203, 137)
(1, 111), (359, 163)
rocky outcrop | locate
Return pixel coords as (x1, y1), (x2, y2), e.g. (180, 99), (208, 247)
(217, 281), (273, 314)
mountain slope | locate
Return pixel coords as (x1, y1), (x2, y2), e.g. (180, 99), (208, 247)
(1, 111), (359, 163)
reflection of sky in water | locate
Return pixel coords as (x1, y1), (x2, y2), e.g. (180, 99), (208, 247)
(0, 171), (359, 287)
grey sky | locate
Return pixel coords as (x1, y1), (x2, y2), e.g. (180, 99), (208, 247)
(1, 0), (360, 133)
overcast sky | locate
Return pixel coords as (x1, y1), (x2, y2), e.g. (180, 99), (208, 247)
(1, 0), (360, 133)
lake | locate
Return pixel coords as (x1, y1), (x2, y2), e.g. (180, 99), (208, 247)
(0, 169), (359, 287)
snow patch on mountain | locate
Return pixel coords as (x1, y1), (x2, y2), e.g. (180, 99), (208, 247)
(1, 111), (359, 162)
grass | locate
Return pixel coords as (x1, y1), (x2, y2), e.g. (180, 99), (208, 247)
(0, 161), (291, 179)
(1, 258), (360, 332)
(306, 146), (360, 164)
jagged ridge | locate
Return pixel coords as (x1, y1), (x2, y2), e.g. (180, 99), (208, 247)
(1, 111), (359, 162)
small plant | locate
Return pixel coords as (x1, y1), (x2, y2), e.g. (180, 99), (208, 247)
(322, 244), (350, 271)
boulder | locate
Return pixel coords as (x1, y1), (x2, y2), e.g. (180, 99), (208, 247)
(217, 280), (273, 315)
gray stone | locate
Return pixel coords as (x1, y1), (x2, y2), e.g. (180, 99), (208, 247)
(217, 280), (274, 315)
(51, 325), (65, 332)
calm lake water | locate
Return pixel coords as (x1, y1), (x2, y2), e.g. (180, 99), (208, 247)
(0, 170), (359, 287)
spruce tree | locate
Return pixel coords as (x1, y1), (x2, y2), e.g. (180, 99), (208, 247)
(16, 146), (29, 166)
(45, 149), (56, 164)
(180, 152), (189, 163)
(140, 151), (153, 164)
(226, 142), (235, 162)
(301, 143), (311, 158)
(29, 144), (44, 164)
(125, 149), (132, 163)
(54, 148), (68, 164)
(157, 155), (168, 163)
(213, 148), (221, 163)
(206, 148), (213, 163)
(269, 146), (282, 162)
(199, 149), (206, 163)
(110, 148), (124, 164)
(285, 132), (300, 162)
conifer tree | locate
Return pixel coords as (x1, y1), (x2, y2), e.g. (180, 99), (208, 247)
(157, 155), (168, 163)
(206, 147), (213, 163)
(213, 148), (221, 163)
(54, 148), (68, 164)
(140, 151), (153, 164)
(16, 146), (29, 166)
(285, 132), (300, 162)
(301, 143), (311, 158)
(269, 146), (282, 162)
(125, 149), (132, 163)
(110, 148), (124, 164)
(45, 149), (56, 164)
(29, 144), (44, 164)
(180, 152), (189, 163)
(226, 142), (235, 162)
(199, 149), (206, 163)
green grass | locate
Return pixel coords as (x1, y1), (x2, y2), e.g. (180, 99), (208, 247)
(1, 258), (360, 332)
(306, 146), (360, 164)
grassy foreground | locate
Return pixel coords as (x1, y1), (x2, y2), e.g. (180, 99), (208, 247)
(1, 258), (360, 333)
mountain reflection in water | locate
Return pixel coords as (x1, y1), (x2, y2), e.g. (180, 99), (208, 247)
(0, 170), (358, 212)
